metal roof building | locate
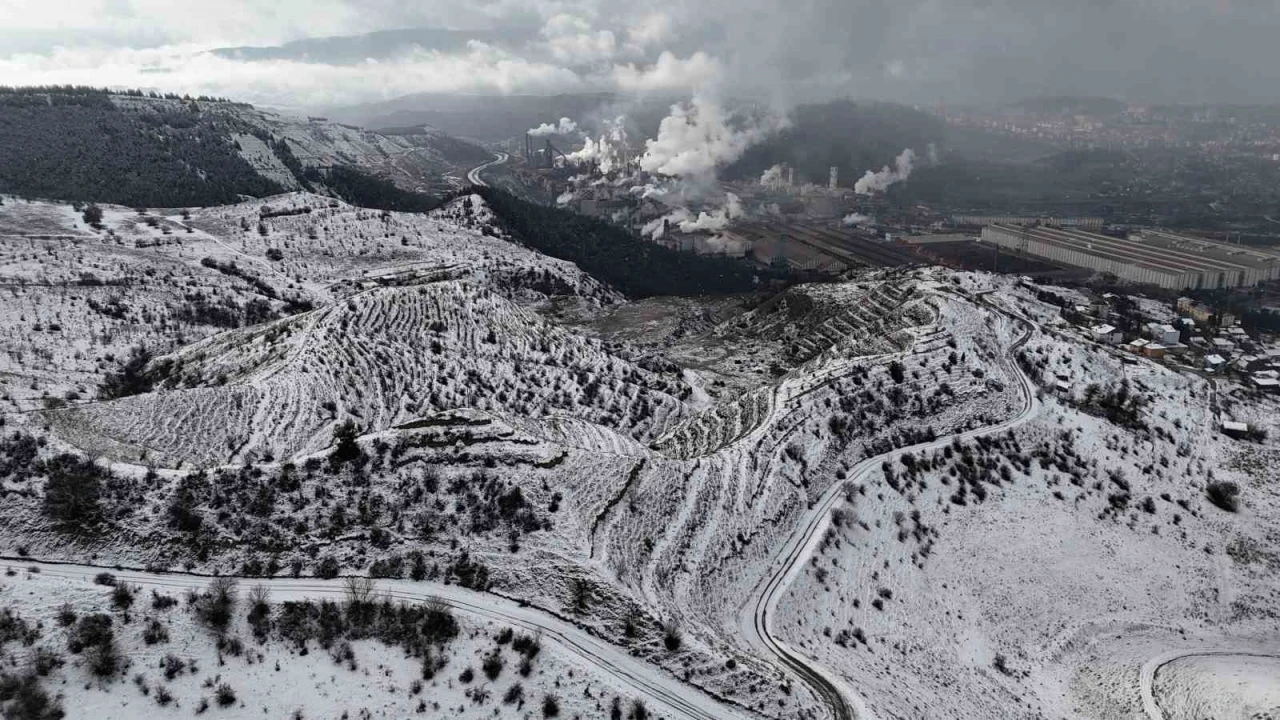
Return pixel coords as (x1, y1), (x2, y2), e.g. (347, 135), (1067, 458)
(980, 224), (1280, 289)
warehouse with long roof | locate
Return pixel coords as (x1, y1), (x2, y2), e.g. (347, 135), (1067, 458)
(980, 224), (1280, 289)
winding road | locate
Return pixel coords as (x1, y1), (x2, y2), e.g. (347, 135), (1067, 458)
(14, 560), (752, 720)
(13, 288), (1044, 720)
(467, 152), (509, 187)
(740, 290), (1041, 720)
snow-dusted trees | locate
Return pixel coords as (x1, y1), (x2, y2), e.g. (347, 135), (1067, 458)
(41, 454), (105, 528)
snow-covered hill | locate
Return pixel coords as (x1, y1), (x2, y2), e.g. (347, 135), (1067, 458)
(0, 88), (489, 208)
(2, 193), (1279, 720)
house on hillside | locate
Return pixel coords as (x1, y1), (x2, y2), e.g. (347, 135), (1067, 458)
(1091, 324), (1123, 344)
(1182, 302), (1215, 324)
(1251, 376), (1280, 393)
(1234, 355), (1273, 373)
(1141, 343), (1167, 359)
(1204, 354), (1227, 372)
(1145, 322), (1180, 346)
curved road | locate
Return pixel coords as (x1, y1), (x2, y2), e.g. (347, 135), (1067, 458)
(467, 152), (509, 188)
(741, 291), (1041, 720)
(14, 560), (752, 720)
(1140, 649), (1280, 720)
(13, 288), (1042, 720)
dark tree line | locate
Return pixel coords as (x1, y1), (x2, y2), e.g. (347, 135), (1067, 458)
(459, 186), (788, 297)
(303, 166), (440, 213)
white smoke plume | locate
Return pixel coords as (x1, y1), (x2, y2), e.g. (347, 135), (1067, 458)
(642, 193), (744, 239)
(641, 208), (692, 239)
(702, 233), (751, 255)
(842, 213), (871, 226)
(556, 190), (577, 205)
(760, 163), (786, 187)
(640, 95), (788, 183)
(926, 142), (939, 165)
(853, 148), (916, 195)
(529, 117), (579, 136)
(565, 116), (630, 174)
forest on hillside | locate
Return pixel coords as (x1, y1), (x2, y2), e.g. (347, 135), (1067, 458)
(0, 86), (283, 207)
(724, 101), (945, 186)
(468, 186), (789, 297)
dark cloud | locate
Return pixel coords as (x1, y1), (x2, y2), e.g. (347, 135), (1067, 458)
(3, 0), (1280, 106)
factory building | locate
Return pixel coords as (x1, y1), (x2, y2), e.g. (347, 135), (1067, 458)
(953, 215), (1104, 229)
(980, 224), (1280, 289)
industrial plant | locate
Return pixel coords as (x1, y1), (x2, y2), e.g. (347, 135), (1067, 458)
(502, 128), (1280, 292)
(981, 224), (1280, 289)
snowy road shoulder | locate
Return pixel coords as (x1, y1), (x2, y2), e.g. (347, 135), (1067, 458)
(10, 559), (756, 720)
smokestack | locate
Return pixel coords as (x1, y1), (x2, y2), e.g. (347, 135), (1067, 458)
(829, 166), (838, 190)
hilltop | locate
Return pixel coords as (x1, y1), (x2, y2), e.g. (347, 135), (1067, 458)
(0, 86), (490, 208)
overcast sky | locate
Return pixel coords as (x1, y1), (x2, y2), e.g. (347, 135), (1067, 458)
(1, 0), (1277, 109)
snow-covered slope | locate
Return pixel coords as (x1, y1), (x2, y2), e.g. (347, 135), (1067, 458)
(3, 193), (1280, 720)
(107, 94), (491, 196)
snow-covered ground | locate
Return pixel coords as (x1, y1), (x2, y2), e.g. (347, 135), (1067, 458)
(3, 191), (1280, 720)
(0, 565), (689, 720)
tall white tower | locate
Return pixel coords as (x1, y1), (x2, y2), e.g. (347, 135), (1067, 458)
(829, 166), (839, 190)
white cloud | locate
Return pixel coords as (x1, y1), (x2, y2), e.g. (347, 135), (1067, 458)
(0, 42), (587, 106)
(625, 13), (673, 50)
(0, 0), (382, 49)
(5, 0), (1280, 108)
(539, 13), (618, 65)
(611, 51), (720, 93)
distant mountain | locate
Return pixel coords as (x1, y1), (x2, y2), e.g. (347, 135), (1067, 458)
(723, 100), (946, 186)
(211, 27), (528, 65)
(0, 86), (490, 208)
(326, 92), (678, 143)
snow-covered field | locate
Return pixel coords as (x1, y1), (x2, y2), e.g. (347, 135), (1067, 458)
(3, 192), (1279, 719)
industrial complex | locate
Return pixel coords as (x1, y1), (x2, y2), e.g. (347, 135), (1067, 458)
(720, 222), (918, 273)
(981, 224), (1280, 289)
(498, 131), (1280, 292)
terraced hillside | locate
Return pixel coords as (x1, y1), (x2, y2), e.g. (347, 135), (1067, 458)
(0, 195), (1035, 717)
(9, 187), (1271, 720)
(0, 192), (612, 416)
(49, 280), (690, 467)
